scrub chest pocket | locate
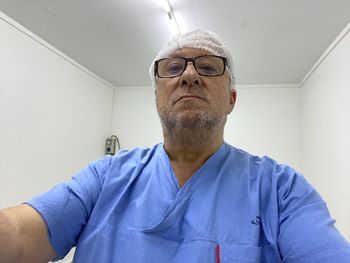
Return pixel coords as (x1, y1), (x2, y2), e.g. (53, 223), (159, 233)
(219, 243), (262, 263)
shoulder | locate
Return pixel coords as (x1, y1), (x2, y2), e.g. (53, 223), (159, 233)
(91, 143), (163, 173)
(224, 143), (318, 203)
(226, 143), (301, 179)
(113, 143), (163, 162)
(88, 144), (164, 188)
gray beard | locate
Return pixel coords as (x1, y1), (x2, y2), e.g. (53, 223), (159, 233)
(159, 110), (227, 145)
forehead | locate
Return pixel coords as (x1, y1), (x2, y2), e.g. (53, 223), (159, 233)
(170, 47), (213, 58)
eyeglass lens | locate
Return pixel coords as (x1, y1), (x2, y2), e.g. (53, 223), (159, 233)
(157, 56), (225, 77)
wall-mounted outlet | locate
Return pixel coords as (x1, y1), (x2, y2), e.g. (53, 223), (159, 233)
(105, 135), (119, 155)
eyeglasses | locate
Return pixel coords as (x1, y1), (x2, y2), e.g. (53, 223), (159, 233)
(154, 55), (227, 78)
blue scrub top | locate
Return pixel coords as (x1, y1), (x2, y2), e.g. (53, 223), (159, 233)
(26, 143), (350, 262)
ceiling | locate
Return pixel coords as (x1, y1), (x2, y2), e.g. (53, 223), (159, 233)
(1, 0), (350, 87)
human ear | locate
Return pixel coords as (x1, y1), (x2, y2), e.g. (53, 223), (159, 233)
(227, 88), (237, 114)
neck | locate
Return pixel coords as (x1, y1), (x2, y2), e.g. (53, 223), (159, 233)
(163, 128), (224, 187)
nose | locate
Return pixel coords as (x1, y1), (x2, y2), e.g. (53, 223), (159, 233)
(179, 62), (201, 87)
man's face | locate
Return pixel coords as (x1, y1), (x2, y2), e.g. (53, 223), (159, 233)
(155, 48), (236, 132)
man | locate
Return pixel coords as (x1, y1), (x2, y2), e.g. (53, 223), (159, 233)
(1, 29), (350, 263)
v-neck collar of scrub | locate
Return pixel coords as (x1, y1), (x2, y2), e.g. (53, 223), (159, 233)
(144, 142), (228, 233)
(159, 142), (228, 193)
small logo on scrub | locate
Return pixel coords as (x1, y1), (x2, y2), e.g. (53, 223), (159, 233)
(251, 216), (261, 225)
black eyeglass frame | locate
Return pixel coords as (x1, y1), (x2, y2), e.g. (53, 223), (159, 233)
(154, 55), (228, 78)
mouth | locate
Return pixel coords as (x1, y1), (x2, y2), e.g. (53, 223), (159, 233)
(175, 95), (207, 104)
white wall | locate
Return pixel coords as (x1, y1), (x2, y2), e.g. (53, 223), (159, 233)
(0, 13), (115, 208)
(112, 85), (301, 170)
(226, 85), (301, 170)
(111, 88), (163, 149)
(301, 25), (350, 239)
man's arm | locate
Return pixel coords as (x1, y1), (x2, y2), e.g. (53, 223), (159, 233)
(276, 169), (350, 262)
(0, 204), (56, 263)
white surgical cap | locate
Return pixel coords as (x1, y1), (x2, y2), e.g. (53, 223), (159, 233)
(149, 29), (235, 88)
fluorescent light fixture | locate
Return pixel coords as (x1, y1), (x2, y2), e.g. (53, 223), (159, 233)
(154, 0), (182, 34)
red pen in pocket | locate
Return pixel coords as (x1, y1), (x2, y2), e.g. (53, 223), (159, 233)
(216, 244), (220, 263)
